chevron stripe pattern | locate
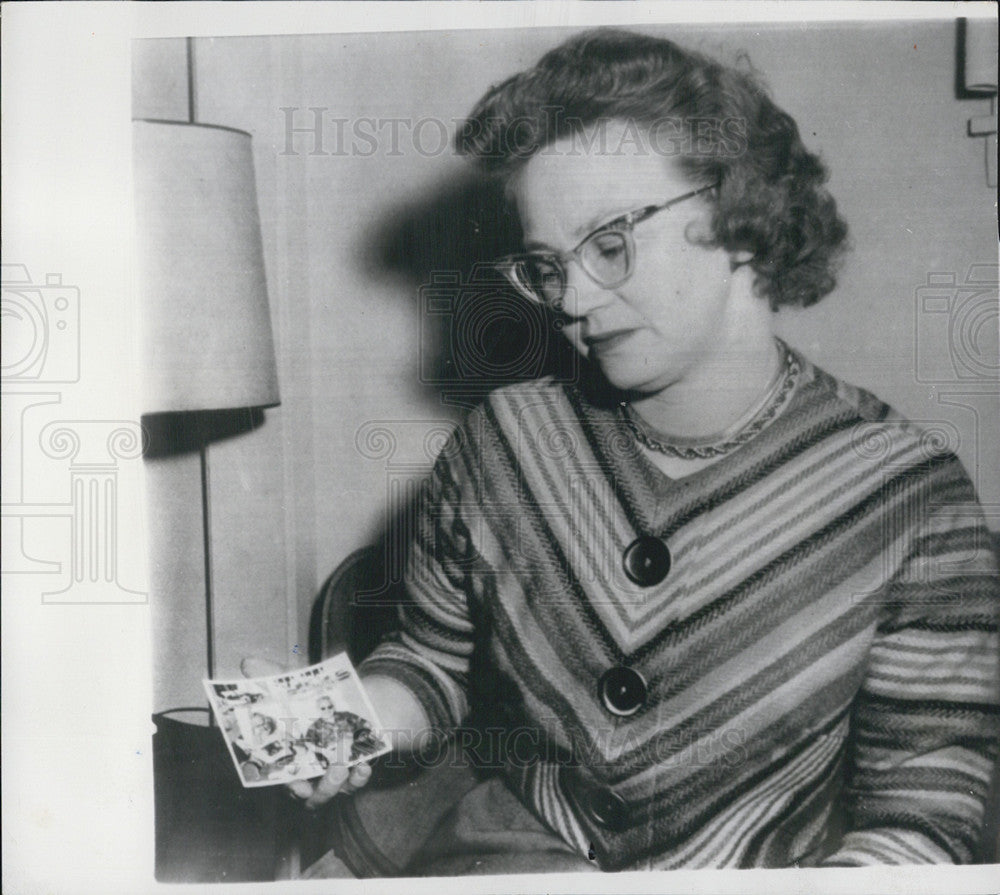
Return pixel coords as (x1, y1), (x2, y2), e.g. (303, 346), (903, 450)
(360, 351), (1000, 869)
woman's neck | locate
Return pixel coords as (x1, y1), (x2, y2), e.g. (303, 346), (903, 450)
(629, 301), (779, 439)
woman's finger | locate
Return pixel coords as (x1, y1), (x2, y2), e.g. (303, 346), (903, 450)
(304, 764), (350, 809)
(286, 780), (314, 801)
(342, 762), (372, 793)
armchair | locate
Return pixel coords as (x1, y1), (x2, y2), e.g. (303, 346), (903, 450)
(296, 545), (480, 878)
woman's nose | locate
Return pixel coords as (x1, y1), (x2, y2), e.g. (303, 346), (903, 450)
(561, 261), (611, 319)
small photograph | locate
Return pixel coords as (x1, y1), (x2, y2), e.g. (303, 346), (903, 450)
(204, 653), (391, 788)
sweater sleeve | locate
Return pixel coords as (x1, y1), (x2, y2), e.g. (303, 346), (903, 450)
(358, 422), (480, 735)
(822, 459), (1000, 865)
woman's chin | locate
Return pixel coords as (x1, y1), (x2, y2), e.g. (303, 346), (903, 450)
(596, 360), (674, 396)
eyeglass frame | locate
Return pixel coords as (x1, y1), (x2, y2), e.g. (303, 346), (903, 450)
(494, 181), (718, 310)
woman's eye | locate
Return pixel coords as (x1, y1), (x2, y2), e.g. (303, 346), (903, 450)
(591, 234), (625, 259)
(528, 259), (559, 280)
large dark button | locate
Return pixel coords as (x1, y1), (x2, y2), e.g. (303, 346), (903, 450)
(599, 665), (647, 716)
(622, 536), (671, 586)
(585, 788), (630, 831)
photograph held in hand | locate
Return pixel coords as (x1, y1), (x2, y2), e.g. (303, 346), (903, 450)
(204, 654), (390, 789)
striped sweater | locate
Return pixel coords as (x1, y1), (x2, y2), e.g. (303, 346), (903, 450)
(360, 351), (999, 869)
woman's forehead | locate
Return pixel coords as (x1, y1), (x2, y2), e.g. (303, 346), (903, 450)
(512, 132), (691, 241)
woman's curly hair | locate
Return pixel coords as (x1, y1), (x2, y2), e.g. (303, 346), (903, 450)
(456, 29), (849, 309)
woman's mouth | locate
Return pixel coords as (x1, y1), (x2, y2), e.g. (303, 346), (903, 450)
(584, 328), (637, 358)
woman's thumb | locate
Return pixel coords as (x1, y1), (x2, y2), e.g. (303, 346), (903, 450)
(240, 656), (288, 678)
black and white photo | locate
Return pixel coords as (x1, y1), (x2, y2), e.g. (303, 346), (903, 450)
(3, 4), (998, 893)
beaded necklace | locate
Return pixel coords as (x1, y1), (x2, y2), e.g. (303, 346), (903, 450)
(618, 339), (799, 460)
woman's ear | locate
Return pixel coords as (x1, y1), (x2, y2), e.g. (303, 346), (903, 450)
(683, 213), (717, 245)
(729, 249), (754, 270)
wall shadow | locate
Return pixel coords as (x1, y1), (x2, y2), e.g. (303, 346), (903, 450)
(363, 170), (580, 405)
(142, 407), (267, 460)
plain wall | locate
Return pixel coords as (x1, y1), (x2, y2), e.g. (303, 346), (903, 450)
(136, 20), (998, 708)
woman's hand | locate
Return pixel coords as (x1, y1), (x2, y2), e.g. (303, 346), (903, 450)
(285, 760), (372, 809)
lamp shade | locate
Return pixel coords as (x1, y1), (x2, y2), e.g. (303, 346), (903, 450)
(134, 119), (280, 414)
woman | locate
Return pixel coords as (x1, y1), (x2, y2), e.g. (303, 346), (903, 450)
(295, 29), (999, 873)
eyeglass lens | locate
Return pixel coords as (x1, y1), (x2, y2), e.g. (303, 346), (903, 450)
(514, 230), (631, 306)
